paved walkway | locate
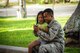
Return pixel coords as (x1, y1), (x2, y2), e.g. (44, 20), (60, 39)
(0, 45), (28, 53)
(0, 4), (77, 17)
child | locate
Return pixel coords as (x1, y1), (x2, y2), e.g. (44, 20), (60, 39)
(28, 11), (48, 53)
(35, 11), (48, 33)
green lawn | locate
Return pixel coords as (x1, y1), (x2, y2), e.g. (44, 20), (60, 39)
(0, 18), (35, 32)
(0, 16), (80, 53)
(0, 30), (36, 47)
(65, 47), (80, 53)
(0, 16), (70, 31)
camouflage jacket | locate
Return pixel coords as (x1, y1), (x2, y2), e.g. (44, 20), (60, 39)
(37, 20), (64, 44)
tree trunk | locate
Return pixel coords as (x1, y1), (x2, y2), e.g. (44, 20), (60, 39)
(22, 0), (27, 18)
(4, 0), (9, 7)
(64, 1), (80, 46)
(18, 0), (27, 18)
(64, 1), (80, 32)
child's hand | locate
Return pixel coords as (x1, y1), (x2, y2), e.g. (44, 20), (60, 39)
(34, 25), (39, 33)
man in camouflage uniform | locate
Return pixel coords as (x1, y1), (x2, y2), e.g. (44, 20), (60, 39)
(34, 8), (64, 53)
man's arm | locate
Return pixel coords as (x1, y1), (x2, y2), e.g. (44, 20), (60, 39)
(37, 24), (60, 42)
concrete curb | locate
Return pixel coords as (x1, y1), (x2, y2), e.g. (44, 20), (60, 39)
(0, 45), (28, 53)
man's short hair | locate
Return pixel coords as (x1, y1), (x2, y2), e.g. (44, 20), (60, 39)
(43, 8), (53, 16)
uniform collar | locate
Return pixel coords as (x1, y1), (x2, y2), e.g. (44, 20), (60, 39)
(48, 19), (56, 28)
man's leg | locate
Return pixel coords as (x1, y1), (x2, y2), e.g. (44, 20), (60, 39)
(32, 45), (40, 53)
(38, 44), (59, 53)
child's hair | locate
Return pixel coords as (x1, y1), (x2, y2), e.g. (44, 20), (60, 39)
(36, 11), (45, 24)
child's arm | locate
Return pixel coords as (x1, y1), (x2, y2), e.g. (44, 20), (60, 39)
(33, 25), (38, 37)
(33, 30), (38, 37)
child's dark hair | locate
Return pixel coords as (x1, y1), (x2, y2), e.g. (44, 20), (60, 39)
(36, 11), (44, 24)
(43, 8), (53, 17)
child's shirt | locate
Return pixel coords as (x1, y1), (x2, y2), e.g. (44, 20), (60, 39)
(37, 23), (48, 31)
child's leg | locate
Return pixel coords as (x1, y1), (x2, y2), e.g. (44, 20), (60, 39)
(28, 40), (40, 53)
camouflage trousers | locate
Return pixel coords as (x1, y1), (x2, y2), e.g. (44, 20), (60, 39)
(33, 42), (64, 53)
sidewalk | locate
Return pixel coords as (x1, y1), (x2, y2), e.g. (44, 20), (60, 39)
(0, 45), (28, 53)
(0, 4), (77, 17)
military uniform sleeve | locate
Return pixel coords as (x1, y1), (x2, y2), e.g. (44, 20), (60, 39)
(37, 23), (60, 42)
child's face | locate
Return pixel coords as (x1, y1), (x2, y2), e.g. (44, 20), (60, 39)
(38, 14), (44, 24)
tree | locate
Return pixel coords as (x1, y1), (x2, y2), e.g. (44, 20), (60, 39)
(64, 1), (80, 46)
(18, 0), (27, 18)
(64, 1), (80, 32)
(4, 0), (9, 7)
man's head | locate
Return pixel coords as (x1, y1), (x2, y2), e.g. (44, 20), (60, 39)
(43, 8), (54, 24)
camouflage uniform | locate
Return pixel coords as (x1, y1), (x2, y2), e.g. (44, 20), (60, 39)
(37, 20), (65, 53)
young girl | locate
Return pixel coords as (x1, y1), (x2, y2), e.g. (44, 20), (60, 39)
(28, 11), (48, 53)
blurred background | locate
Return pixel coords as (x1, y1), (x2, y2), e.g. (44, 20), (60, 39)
(0, 0), (79, 53)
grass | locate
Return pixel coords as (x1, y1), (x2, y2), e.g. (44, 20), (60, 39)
(0, 30), (37, 47)
(0, 16), (70, 46)
(55, 16), (70, 28)
(0, 16), (80, 53)
(0, 17), (36, 31)
(65, 47), (80, 53)
(0, 20), (35, 30)
(0, 16), (70, 47)
(0, 16), (70, 31)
